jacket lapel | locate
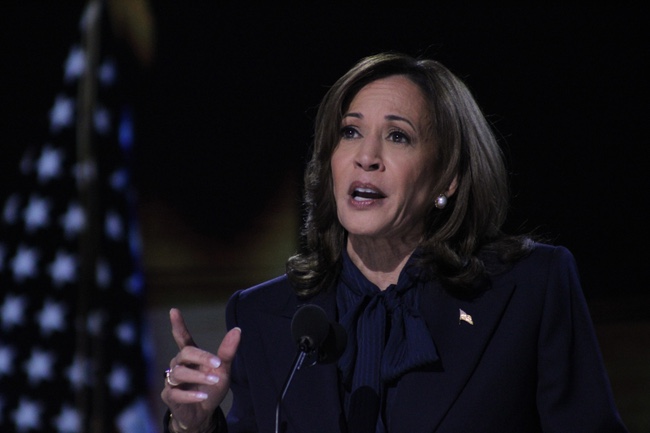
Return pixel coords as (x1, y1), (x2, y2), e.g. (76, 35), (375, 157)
(255, 287), (344, 433)
(390, 275), (517, 432)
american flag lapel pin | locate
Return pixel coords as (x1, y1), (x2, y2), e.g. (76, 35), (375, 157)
(459, 309), (474, 325)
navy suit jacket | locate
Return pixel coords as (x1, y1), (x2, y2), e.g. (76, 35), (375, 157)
(222, 244), (627, 432)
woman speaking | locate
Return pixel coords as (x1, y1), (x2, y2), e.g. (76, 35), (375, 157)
(160, 52), (627, 433)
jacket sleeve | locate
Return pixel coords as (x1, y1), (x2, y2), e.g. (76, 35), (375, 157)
(162, 409), (227, 433)
(535, 246), (628, 432)
(223, 289), (259, 432)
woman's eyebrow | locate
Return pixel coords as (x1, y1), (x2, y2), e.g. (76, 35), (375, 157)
(385, 114), (415, 130)
(342, 112), (415, 130)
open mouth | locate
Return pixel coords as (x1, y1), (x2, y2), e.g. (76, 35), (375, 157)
(351, 187), (386, 201)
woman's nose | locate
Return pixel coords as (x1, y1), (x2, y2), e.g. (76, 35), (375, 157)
(354, 139), (384, 171)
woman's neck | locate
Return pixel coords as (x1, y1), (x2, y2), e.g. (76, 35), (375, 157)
(346, 235), (418, 290)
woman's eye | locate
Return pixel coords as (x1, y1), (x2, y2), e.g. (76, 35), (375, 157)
(340, 126), (359, 139)
(388, 130), (411, 144)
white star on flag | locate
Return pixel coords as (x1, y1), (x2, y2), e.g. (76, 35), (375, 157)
(54, 404), (82, 433)
(116, 321), (136, 345)
(47, 250), (78, 287)
(105, 210), (124, 240)
(10, 245), (39, 282)
(36, 299), (67, 335)
(36, 145), (65, 183)
(66, 357), (90, 391)
(108, 365), (131, 396)
(98, 58), (116, 86)
(1, 295), (28, 330)
(49, 94), (75, 133)
(24, 348), (55, 385)
(116, 399), (152, 433)
(23, 194), (51, 233)
(60, 202), (87, 239)
(0, 346), (16, 376)
(12, 398), (43, 431)
(64, 45), (85, 83)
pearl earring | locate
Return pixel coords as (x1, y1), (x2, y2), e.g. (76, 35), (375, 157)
(435, 194), (448, 209)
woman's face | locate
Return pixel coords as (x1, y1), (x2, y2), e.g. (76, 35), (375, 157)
(331, 75), (436, 244)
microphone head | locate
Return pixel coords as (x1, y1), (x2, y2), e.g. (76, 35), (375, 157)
(291, 304), (329, 353)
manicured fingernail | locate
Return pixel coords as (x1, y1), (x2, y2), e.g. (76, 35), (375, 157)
(206, 375), (219, 384)
(195, 392), (208, 400)
(210, 358), (221, 368)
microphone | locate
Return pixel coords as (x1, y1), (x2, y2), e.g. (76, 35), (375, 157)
(291, 304), (330, 354)
(275, 304), (347, 432)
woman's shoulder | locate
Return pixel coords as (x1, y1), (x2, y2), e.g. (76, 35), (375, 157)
(521, 242), (576, 266)
(503, 241), (579, 283)
(227, 274), (296, 313)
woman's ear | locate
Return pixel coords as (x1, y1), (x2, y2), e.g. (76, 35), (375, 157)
(446, 176), (459, 198)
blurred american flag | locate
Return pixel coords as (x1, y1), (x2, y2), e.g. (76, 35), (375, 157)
(0, 2), (155, 432)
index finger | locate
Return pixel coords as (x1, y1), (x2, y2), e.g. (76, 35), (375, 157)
(169, 308), (197, 350)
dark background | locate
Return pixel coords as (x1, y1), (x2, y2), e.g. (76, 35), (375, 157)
(2, 3), (648, 303)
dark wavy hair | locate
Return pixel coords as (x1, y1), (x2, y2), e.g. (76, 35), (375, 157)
(287, 52), (531, 297)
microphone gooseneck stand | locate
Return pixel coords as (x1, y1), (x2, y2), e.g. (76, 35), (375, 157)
(274, 344), (311, 433)
(275, 305), (327, 433)
(274, 304), (346, 433)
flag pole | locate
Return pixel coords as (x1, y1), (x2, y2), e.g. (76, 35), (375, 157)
(75, 1), (106, 432)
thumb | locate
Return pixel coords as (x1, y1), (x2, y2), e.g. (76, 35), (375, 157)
(217, 327), (241, 367)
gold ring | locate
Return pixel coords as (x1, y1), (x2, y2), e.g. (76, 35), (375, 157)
(165, 367), (180, 387)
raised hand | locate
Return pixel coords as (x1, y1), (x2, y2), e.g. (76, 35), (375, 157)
(161, 308), (241, 432)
